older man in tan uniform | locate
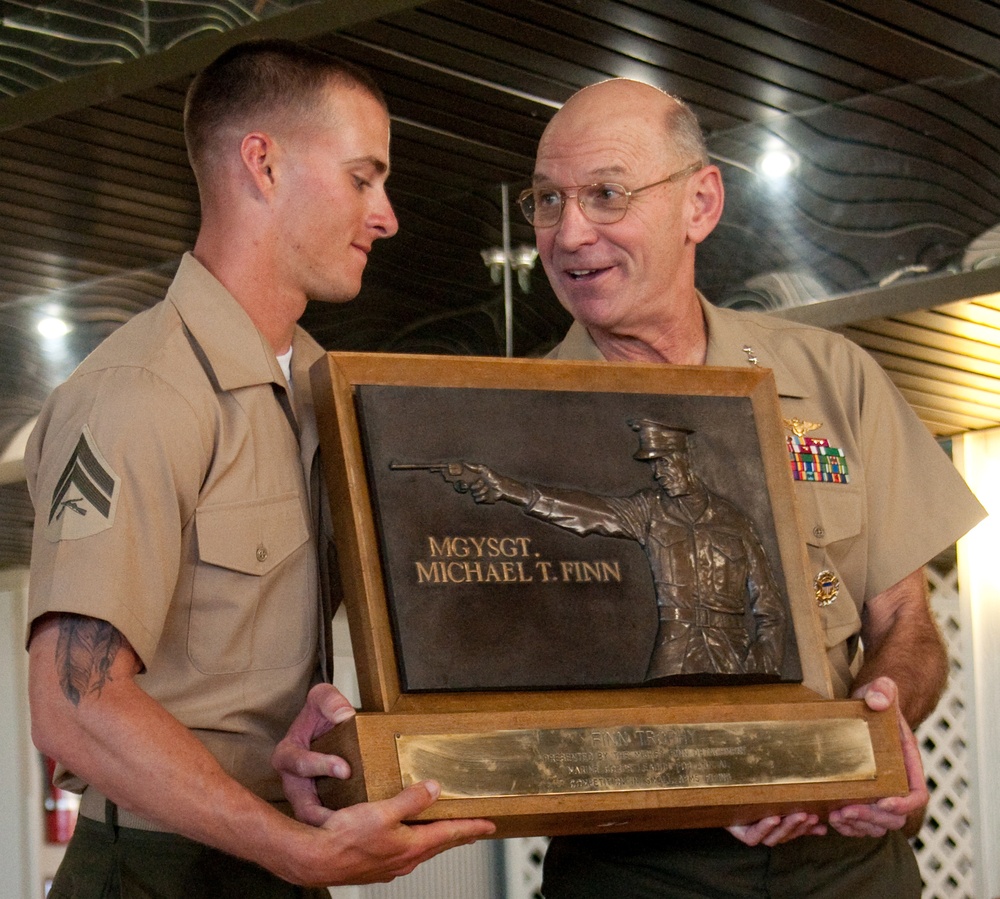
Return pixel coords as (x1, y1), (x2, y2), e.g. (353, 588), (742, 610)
(517, 79), (986, 898)
(25, 40), (492, 898)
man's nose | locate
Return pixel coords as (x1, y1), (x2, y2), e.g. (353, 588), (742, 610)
(372, 189), (399, 239)
(552, 196), (598, 249)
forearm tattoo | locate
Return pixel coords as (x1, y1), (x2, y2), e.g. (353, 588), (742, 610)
(55, 615), (125, 706)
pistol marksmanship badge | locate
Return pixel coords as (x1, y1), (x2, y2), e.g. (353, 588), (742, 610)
(814, 569), (840, 606)
(784, 418), (850, 484)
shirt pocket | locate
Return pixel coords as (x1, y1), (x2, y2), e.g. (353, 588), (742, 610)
(189, 493), (314, 674)
(798, 484), (864, 651)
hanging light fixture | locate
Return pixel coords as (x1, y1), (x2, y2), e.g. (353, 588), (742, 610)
(480, 184), (541, 357)
(480, 244), (539, 292)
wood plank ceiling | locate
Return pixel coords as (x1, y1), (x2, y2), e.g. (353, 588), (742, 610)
(844, 297), (1000, 435)
(1, 0), (1000, 566)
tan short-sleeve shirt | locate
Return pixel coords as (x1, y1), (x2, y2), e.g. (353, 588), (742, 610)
(26, 254), (329, 800)
(550, 297), (986, 696)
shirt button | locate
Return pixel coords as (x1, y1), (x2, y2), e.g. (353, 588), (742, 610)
(256, 545), (268, 563)
(813, 526), (825, 539)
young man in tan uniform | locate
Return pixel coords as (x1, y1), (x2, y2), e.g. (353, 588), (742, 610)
(516, 79), (985, 897)
(25, 40), (492, 897)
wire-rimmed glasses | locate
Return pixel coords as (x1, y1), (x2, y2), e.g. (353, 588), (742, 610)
(517, 161), (704, 227)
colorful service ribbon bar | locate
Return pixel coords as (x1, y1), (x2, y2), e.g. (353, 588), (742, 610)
(787, 436), (850, 484)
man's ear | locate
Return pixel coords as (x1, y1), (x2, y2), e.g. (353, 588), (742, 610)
(685, 165), (724, 244)
(239, 132), (278, 195)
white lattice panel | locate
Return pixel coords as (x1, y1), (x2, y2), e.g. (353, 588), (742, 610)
(331, 842), (501, 899)
(915, 563), (976, 899)
(503, 836), (547, 899)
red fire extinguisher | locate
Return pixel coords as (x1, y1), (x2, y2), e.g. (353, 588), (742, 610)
(42, 755), (77, 844)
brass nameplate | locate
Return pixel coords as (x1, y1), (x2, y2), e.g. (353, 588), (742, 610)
(396, 720), (876, 798)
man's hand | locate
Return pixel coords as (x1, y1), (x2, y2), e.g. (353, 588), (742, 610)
(446, 463), (501, 504)
(271, 683), (358, 825)
(827, 676), (928, 838)
(727, 676), (927, 846)
(727, 811), (827, 848)
(271, 683), (496, 885)
(294, 781), (496, 886)
(440, 462), (506, 504)
(467, 464), (535, 506)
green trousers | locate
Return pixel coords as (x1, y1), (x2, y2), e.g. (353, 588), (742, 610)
(48, 813), (330, 899)
(542, 828), (921, 898)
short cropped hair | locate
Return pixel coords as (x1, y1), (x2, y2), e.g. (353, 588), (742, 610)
(662, 93), (710, 167)
(184, 39), (386, 185)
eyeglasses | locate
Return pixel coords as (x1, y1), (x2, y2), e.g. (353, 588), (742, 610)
(518, 161), (704, 228)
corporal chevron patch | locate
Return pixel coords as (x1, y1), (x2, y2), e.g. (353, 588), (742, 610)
(45, 425), (120, 542)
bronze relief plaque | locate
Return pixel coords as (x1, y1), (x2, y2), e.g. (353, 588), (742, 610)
(354, 383), (802, 692)
(308, 353), (907, 837)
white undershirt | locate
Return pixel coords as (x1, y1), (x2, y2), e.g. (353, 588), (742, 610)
(277, 346), (293, 398)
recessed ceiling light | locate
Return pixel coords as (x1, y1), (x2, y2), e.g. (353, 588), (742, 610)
(37, 316), (71, 339)
(758, 148), (797, 179)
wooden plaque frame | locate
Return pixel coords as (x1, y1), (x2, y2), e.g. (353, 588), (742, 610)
(309, 352), (907, 838)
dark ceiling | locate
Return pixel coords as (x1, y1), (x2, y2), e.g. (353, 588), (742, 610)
(2, 0), (1000, 568)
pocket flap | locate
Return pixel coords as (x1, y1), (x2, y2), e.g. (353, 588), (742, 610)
(196, 494), (308, 575)
(801, 485), (862, 548)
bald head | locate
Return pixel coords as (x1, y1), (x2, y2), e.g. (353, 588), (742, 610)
(538, 79), (708, 176)
(529, 78), (723, 365)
